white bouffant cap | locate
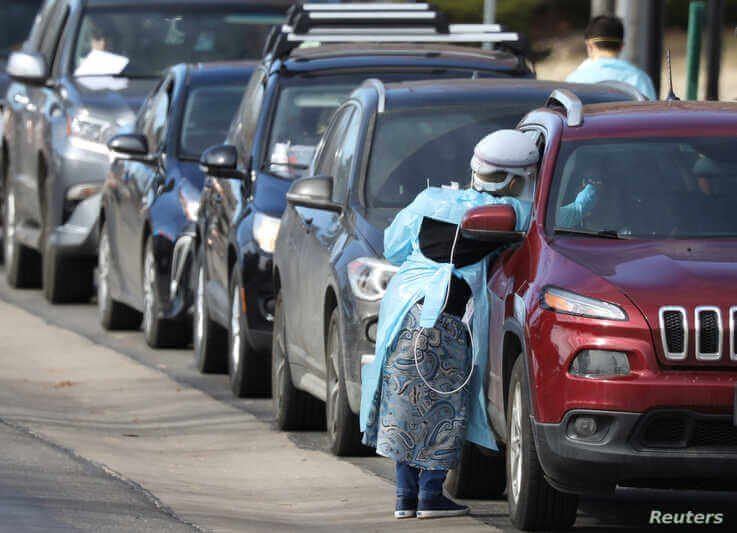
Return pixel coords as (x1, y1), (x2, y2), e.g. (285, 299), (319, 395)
(471, 129), (539, 176)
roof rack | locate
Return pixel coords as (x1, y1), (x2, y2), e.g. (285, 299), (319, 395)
(546, 89), (583, 127)
(264, 3), (525, 61)
(361, 78), (386, 113)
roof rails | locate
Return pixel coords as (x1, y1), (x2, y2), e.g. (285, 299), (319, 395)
(546, 89), (583, 127)
(361, 78), (386, 113)
(263, 3), (525, 61)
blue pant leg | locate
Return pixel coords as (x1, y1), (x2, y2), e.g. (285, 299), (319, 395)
(419, 469), (448, 500)
(395, 462), (420, 498)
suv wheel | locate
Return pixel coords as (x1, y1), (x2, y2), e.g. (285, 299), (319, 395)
(98, 222), (141, 330)
(142, 237), (187, 348)
(228, 270), (269, 397)
(446, 442), (506, 499)
(4, 187), (41, 288)
(272, 290), (324, 430)
(507, 356), (578, 531)
(193, 246), (227, 373)
(325, 308), (370, 456)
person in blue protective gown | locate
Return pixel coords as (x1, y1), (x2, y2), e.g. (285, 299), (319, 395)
(360, 130), (539, 520)
(566, 15), (656, 100)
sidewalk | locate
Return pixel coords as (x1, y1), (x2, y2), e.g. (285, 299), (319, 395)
(0, 301), (496, 532)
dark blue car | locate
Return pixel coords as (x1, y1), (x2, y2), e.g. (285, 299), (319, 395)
(98, 62), (254, 348)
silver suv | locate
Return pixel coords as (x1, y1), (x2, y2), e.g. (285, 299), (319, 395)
(2, 0), (285, 302)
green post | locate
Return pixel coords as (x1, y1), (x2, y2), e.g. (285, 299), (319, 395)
(686, 1), (705, 100)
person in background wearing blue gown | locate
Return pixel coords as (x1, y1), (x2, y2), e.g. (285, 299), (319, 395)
(566, 15), (656, 100)
(360, 130), (540, 520)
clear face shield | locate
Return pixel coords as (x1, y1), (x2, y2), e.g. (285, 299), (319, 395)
(471, 165), (535, 197)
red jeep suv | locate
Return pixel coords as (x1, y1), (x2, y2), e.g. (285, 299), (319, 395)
(462, 93), (737, 530)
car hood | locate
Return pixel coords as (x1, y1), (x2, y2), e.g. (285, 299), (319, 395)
(70, 76), (156, 118)
(552, 237), (737, 363)
(353, 207), (400, 256)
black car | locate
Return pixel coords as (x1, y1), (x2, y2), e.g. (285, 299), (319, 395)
(273, 78), (642, 457)
(194, 6), (534, 398)
(2, 0), (287, 303)
(98, 62), (253, 348)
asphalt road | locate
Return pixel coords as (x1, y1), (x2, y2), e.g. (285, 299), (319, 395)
(1, 272), (737, 532)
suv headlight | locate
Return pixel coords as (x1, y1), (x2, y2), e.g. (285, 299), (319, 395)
(253, 212), (281, 253)
(178, 180), (201, 222)
(541, 286), (627, 321)
(347, 257), (398, 301)
(68, 109), (111, 144)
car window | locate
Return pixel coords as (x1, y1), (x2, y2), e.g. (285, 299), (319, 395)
(71, 6), (282, 78)
(230, 70), (264, 169)
(365, 101), (545, 209)
(39, 2), (68, 61)
(331, 108), (361, 203)
(141, 80), (172, 153)
(265, 77), (367, 180)
(549, 136), (737, 239)
(0, 0), (43, 58)
(179, 84), (246, 160)
(314, 107), (353, 180)
(27, 0), (56, 50)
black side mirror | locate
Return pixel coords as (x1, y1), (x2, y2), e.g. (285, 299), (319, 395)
(286, 175), (342, 213)
(200, 144), (243, 179)
(107, 133), (154, 163)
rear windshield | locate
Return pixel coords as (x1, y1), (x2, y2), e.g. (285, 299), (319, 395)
(549, 136), (737, 239)
(0, 0), (42, 59)
(179, 85), (246, 160)
(364, 102), (543, 208)
(72, 6), (282, 78)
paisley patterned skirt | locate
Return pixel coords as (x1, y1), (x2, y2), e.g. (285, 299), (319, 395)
(363, 303), (472, 471)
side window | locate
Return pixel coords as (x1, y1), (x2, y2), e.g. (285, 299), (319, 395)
(39, 3), (68, 63)
(314, 107), (352, 179)
(142, 80), (172, 153)
(231, 70), (264, 167)
(331, 108), (361, 203)
(27, 0), (56, 50)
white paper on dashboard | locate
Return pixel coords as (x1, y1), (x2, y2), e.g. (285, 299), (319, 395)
(76, 76), (129, 91)
(74, 50), (130, 77)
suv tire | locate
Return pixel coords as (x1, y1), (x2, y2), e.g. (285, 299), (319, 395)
(193, 245), (227, 373)
(98, 222), (141, 330)
(142, 236), (188, 348)
(325, 308), (370, 456)
(446, 442), (506, 499)
(4, 187), (41, 288)
(228, 269), (269, 397)
(507, 356), (578, 531)
(272, 290), (324, 430)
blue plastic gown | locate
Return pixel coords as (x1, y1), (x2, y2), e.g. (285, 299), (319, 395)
(566, 58), (656, 100)
(360, 187), (530, 451)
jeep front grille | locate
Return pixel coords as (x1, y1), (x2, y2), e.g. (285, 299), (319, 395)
(660, 307), (687, 360)
(660, 306), (735, 362)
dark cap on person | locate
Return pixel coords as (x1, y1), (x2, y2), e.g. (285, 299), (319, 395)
(585, 15), (624, 50)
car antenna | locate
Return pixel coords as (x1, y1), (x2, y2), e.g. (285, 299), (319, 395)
(665, 48), (679, 101)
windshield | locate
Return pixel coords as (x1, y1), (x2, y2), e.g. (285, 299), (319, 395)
(266, 77), (367, 180)
(179, 85), (245, 160)
(0, 0), (42, 59)
(549, 136), (737, 239)
(73, 6), (282, 78)
(365, 103), (542, 208)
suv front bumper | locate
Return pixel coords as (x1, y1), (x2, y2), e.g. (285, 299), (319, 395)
(533, 409), (737, 495)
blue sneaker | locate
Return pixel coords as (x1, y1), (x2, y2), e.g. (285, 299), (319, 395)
(395, 497), (418, 519)
(416, 494), (469, 519)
